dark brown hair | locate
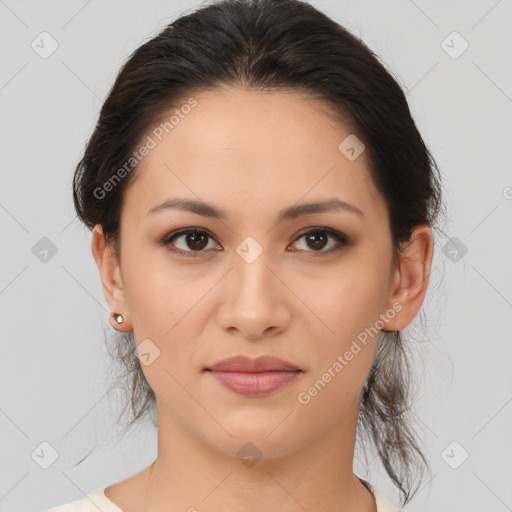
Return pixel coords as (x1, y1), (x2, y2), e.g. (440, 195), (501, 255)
(72, 0), (445, 506)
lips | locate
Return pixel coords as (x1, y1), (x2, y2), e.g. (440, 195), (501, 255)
(205, 354), (301, 373)
(204, 355), (302, 397)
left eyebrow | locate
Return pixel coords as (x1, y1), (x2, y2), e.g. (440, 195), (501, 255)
(147, 197), (365, 221)
(278, 198), (365, 221)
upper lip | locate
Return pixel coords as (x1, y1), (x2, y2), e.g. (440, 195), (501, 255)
(205, 355), (301, 372)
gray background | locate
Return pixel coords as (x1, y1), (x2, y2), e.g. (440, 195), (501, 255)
(1, 0), (511, 511)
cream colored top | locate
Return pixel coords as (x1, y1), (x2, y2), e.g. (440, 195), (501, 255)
(45, 478), (400, 511)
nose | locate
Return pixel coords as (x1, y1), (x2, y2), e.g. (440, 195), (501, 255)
(216, 250), (292, 341)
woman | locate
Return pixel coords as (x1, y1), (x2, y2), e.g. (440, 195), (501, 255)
(46, 0), (444, 510)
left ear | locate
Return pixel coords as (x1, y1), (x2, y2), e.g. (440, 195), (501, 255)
(383, 224), (433, 331)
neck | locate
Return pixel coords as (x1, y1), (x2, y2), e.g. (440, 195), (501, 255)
(141, 396), (377, 512)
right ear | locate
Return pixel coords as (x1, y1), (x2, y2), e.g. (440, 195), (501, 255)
(91, 224), (132, 331)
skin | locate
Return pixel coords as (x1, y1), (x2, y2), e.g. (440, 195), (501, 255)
(91, 86), (433, 512)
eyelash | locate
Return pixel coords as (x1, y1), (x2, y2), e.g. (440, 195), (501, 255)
(159, 226), (351, 258)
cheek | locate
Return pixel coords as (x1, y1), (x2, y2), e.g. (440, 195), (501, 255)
(296, 276), (384, 416)
(304, 257), (389, 386)
(321, 264), (387, 335)
(122, 258), (220, 388)
(295, 346), (374, 432)
(122, 240), (211, 336)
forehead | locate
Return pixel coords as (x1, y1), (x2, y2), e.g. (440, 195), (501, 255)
(123, 87), (387, 225)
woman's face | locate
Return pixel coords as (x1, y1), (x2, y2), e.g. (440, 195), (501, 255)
(94, 87), (422, 459)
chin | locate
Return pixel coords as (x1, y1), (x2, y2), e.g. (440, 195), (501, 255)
(202, 422), (308, 463)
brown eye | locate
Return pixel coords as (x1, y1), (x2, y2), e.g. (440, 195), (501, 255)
(162, 228), (219, 256)
(184, 232), (209, 250)
(291, 227), (350, 255)
(305, 232), (328, 250)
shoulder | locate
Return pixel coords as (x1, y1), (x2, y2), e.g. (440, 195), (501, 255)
(45, 487), (123, 512)
(359, 478), (401, 512)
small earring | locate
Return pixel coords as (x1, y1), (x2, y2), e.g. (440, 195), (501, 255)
(113, 313), (124, 324)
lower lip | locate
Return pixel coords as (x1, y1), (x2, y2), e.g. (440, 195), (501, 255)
(206, 370), (301, 397)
